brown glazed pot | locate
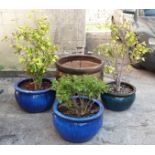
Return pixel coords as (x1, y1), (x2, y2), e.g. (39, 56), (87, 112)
(55, 55), (104, 79)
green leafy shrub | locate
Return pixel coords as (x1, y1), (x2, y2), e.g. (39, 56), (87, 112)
(0, 65), (4, 71)
(95, 20), (151, 92)
(4, 15), (58, 90)
(52, 75), (108, 117)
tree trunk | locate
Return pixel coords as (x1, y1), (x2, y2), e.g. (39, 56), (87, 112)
(34, 77), (42, 90)
(116, 77), (121, 92)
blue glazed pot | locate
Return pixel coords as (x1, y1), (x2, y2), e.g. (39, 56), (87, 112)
(15, 78), (56, 113)
(52, 96), (104, 143)
(101, 82), (136, 111)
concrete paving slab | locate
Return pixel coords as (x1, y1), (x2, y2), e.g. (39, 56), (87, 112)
(0, 68), (155, 144)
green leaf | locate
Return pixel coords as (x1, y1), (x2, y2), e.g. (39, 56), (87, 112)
(3, 14), (59, 90)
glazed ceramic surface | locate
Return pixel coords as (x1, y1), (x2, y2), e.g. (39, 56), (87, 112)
(101, 81), (136, 111)
(52, 96), (104, 143)
(15, 78), (56, 113)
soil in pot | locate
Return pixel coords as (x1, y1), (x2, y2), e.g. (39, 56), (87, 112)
(108, 83), (133, 95)
(63, 60), (99, 68)
(58, 98), (99, 118)
(19, 81), (51, 91)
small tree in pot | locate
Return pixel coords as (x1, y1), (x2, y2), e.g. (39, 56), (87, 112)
(52, 75), (108, 143)
(4, 15), (58, 113)
(95, 20), (151, 111)
(10, 16), (58, 90)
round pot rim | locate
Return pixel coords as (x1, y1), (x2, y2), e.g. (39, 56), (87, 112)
(55, 54), (104, 74)
(15, 78), (54, 94)
(53, 96), (104, 122)
(105, 81), (136, 97)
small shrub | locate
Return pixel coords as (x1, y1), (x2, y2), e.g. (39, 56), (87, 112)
(4, 15), (58, 90)
(0, 65), (4, 71)
(52, 75), (108, 117)
(95, 20), (151, 92)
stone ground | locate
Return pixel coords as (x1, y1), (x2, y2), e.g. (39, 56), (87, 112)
(0, 68), (155, 145)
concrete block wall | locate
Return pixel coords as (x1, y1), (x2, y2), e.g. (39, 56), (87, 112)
(0, 9), (86, 70)
(86, 31), (111, 53)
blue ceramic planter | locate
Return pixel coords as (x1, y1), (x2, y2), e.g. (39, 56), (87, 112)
(52, 96), (104, 143)
(15, 78), (56, 113)
(101, 82), (136, 111)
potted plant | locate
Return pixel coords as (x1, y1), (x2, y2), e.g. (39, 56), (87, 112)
(95, 20), (151, 111)
(4, 16), (58, 113)
(52, 75), (108, 143)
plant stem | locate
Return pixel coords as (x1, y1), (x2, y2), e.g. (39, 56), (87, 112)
(34, 76), (42, 90)
(116, 42), (126, 92)
(113, 43), (121, 92)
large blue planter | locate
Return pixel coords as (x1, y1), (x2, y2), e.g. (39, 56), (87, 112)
(101, 82), (136, 111)
(52, 96), (104, 143)
(15, 78), (56, 113)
